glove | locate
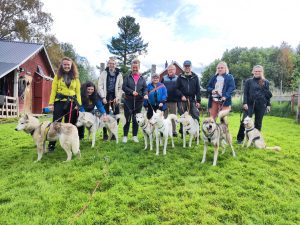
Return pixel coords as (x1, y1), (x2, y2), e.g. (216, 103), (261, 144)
(266, 106), (271, 113)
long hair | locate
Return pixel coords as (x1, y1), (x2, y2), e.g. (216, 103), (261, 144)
(81, 81), (100, 106)
(252, 65), (265, 86)
(57, 57), (79, 79)
(215, 61), (229, 75)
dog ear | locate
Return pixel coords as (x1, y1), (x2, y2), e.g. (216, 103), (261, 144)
(24, 113), (29, 120)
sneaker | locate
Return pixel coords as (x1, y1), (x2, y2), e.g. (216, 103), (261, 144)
(103, 135), (108, 141)
(132, 136), (139, 143)
(111, 135), (116, 140)
(236, 140), (243, 144)
(122, 136), (128, 143)
(48, 144), (55, 153)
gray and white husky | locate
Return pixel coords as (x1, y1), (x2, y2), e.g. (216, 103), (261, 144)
(15, 114), (80, 162)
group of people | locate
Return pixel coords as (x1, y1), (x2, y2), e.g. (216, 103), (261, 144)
(47, 56), (272, 151)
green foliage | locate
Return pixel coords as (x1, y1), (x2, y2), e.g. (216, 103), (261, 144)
(1, 115), (299, 224)
(0, 0), (52, 41)
(107, 16), (148, 74)
(202, 43), (298, 92)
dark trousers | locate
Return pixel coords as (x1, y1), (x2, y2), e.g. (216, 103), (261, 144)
(49, 101), (79, 148)
(103, 99), (120, 138)
(178, 100), (199, 134)
(123, 99), (143, 136)
(237, 102), (266, 141)
(146, 105), (164, 119)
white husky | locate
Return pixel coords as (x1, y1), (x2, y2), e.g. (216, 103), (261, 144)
(76, 112), (101, 148)
(149, 110), (177, 155)
(135, 113), (155, 150)
(15, 114), (80, 162)
(177, 111), (200, 148)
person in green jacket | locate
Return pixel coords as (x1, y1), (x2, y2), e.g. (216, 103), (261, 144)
(48, 57), (82, 152)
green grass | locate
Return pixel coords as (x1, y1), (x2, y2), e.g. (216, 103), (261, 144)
(0, 114), (299, 224)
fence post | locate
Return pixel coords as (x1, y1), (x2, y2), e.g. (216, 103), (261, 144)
(296, 84), (300, 123)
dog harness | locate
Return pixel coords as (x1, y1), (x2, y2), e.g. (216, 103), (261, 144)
(203, 126), (217, 143)
(245, 128), (260, 141)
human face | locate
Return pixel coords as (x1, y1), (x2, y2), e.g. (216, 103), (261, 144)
(217, 63), (226, 75)
(167, 66), (176, 76)
(131, 63), (139, 73)
(152, 77), (159, 85)
(62, 60), (72, 73)
(184, 65), (191, 74)
(108, 60), (116, 71)
(253, 67), (263, 78)
(87, 86), (95, 96)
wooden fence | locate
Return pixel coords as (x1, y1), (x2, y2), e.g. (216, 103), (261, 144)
(0, 95), (19, 118)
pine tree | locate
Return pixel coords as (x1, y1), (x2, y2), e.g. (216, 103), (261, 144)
(107, 16), (148, 74)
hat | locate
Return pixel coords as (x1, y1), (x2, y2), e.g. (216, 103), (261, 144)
(151, 73), (160, 78)
(183, 60), (192, 66)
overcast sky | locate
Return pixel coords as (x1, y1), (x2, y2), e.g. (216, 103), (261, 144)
(42, 0), (300, 74)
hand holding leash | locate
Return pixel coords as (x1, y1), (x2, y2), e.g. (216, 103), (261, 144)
(266, 106), (271, 113)
(181, 96), (187, 101)
(48, 104), (54, 111)
(102, 98), (107, 104)
(243, 104), (248, 111)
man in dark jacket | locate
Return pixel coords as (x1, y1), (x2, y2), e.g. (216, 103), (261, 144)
(161, 64), (180, 136)
(177, 60), (201, 137)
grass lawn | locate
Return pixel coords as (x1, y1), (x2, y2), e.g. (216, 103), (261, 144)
(0, 113), (299, 225)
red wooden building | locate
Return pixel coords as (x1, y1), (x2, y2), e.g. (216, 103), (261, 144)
(0, 39), (54, 117)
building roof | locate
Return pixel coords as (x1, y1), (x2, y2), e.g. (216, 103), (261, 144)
(158, 61), (184, 76)
(0, 39), (54, 79)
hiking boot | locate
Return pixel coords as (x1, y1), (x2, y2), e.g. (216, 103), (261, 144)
(48, 143), (55, 153)
(173, 132), (178, 137)
(132, 136), (139, 143)
(236, 140), (243, 144)
(122, 136), (128, 143)
(111, 135), (116, 140)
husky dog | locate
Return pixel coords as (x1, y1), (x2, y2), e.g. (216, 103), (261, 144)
(242, 116), (281, 151)
(76, 112), (101, 148)
(177, 111), (200, 148)
(98, 114), (126, 144)
(149, 110), (177, 155)
(201, 110), (236, 166)
(135, 113), (155, 150)
(15, 114), (80, 162)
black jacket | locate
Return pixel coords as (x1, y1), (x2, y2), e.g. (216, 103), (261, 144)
(161, 74), (180, 102)
(176, 73), (201, 103)
(243, 77), (272, 106)
(122, 73), (147, 101)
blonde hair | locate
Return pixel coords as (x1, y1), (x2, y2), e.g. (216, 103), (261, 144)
(131, 58), (140, 67)
(215, 61), (229, 75)
(252, 65), (265, 86)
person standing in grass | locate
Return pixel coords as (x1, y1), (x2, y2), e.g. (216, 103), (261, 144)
(236, 65), (272, 144)
(98, 57), (123, 141)
(122, 59), (148, 143)
(48, 57), (82, 152)
(144, 73), (167, 119)
(176, 60), (201, 137)
(161, 64), (180, 137)
(78, 81), (107, 140)
(207, 61), (235, 119)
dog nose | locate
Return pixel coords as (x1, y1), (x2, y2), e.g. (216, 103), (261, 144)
(209, 125), (212, 129)
(15, 128), (18, 131)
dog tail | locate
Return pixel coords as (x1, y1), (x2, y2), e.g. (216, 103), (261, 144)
(266, 146), (281, 151)
(115, 114), (126, 128)
(167, 114), (178, 123)
(218, 109), (230, 124)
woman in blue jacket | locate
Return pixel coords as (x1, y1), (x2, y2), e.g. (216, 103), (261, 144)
(78, 81), (106, 140)
(207, 61), (235, 119)
(144, 73), (167, 119)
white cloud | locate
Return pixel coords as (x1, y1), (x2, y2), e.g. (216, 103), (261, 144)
(42, 0), (300, 76)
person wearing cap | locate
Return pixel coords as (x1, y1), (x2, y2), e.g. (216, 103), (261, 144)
(144, 73), (167, 119)
(122, 59), (148, 143)
(161, 64), (180, 137)
(176, 60), (201, 119)
(207, 61), (235, 119)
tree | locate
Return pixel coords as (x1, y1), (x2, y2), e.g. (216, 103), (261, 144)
(42, 34), (64, 71)
(0, 0), (52, 41)
(107, 15), (148, 74)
